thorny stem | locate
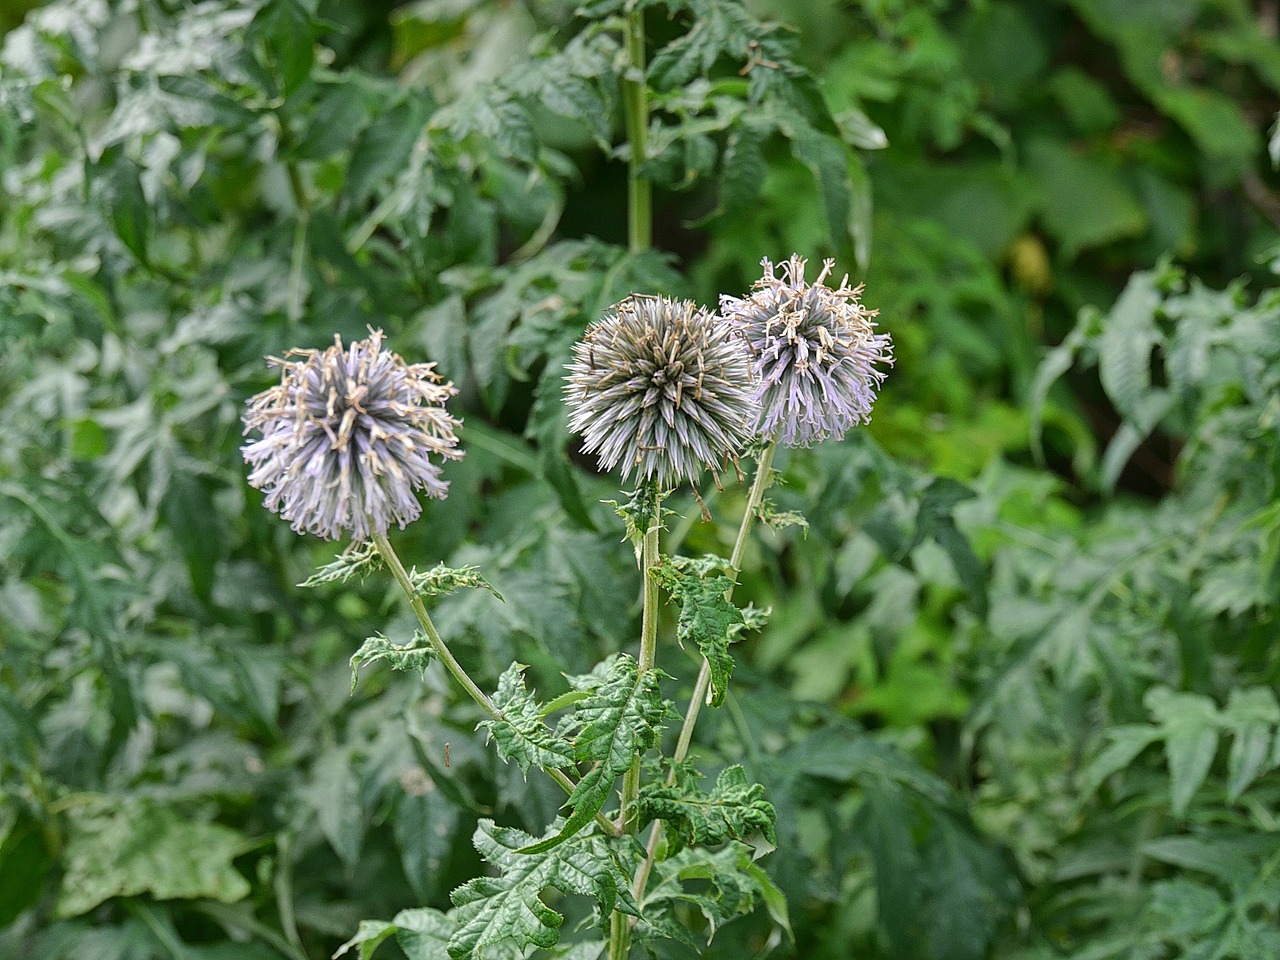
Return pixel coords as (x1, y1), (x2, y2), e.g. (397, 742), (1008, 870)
(628, 442), (778, 917)
(623, 6), (651, 253)
(609, 487), (663, 960)
(371, 531), (621, 838)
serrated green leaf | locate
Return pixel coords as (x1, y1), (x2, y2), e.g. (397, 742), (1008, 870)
(1146, 686), (1221, 816)
(719, 130), (767, 215)
(638, 842), (774, 944)
(395, 908), (460, 960)
(1222, 687), (1280, 801)
(637, 764), (776, 849)
(350, 632), (433, 694)
(1098, 271), (1164, 426)
(756, 496), (808, 535)
(525, 655), (671, 853)
(645, 0), (791, 96)
(791, 124), (853, 249)
(335, 908), (458, 960)
(1082, 724), (1161, 794)
(56, 799), (249, 917)
(448, 820), (637, 960)
(652, 556), (752, 707)
(300, 542), (383, 587)
(408, 562), (503, 601)
(434, 93), (535, 163)
(604, 486), (670, 560)
(333, 919), (397, 960)
(478, 663), (575, 775)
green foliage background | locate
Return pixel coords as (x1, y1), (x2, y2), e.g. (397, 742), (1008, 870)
(2, 0), (1279, 958)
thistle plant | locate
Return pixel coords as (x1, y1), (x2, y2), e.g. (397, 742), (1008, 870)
(721, 255), (894, 447)
(237, 6), (893, 957)
(565, 294), (757, 488)
(242, 328), (463, 541)
(244, 258), (888, 958)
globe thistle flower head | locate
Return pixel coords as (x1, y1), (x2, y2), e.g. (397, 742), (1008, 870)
(721, 255), (893, 447)
(242, 329), (463, 541)
(564, 295), (757, 489)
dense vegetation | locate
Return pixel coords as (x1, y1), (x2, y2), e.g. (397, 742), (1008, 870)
(2, 1), (1279, 958)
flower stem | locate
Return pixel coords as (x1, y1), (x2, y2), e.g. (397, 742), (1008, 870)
(623, 6), (650, 253)
(674, 441), (774, 758)
(609, 488), (663, 960)
(373, 530), (501, 717)
(627, 442), (777, 912)
(371, 531), (620, 838)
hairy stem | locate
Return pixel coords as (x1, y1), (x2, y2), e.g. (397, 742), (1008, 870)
(609, 489), (663, 960)
(623, 6), (651, 253)
(371, 531), (620, 838)
(629, 442), (777, 912)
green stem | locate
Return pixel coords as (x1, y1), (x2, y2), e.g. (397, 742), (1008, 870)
(609, 488), (663, 960)
(674, 441), (775, 759)
(284, 159), (309, 323)
(373, 530), (502, 717)
(623, 6), (651, 252)
(371, 531), (620, 838)
(628, 443), (777, 914)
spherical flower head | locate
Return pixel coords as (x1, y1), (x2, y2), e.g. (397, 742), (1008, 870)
(721, 255), (893, 447)
(242, 329), (463, 541)
(564, 295), (757, 488)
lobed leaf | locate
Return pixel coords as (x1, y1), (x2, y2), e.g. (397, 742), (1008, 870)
(635, 841), (788, 945)
(637, 764), (777, 849)
(334, 907), (462, 960)
(755, 495), (809, 535)
(300, 542), (383, 587)
(56, 799), (249, 918)
(448, 820), (638, 959)
(524, 655), (672, 853)
(1146, 686), (1221, 816)
(652, 555), (757, 707)
(478, 664), (576, 776)
(408, 562), (504, 601)
(349, 632), (433, 694)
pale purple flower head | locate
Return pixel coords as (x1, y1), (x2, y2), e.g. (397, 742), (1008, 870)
(242, 329), (463, 541)
(721, 255), (893, 447)
(564, 295), (757, 488)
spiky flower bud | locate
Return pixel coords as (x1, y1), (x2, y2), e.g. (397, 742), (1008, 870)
(242, 329), (462, 541)
(564, 295), (757, 488)
(721, 255), (892, 446)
